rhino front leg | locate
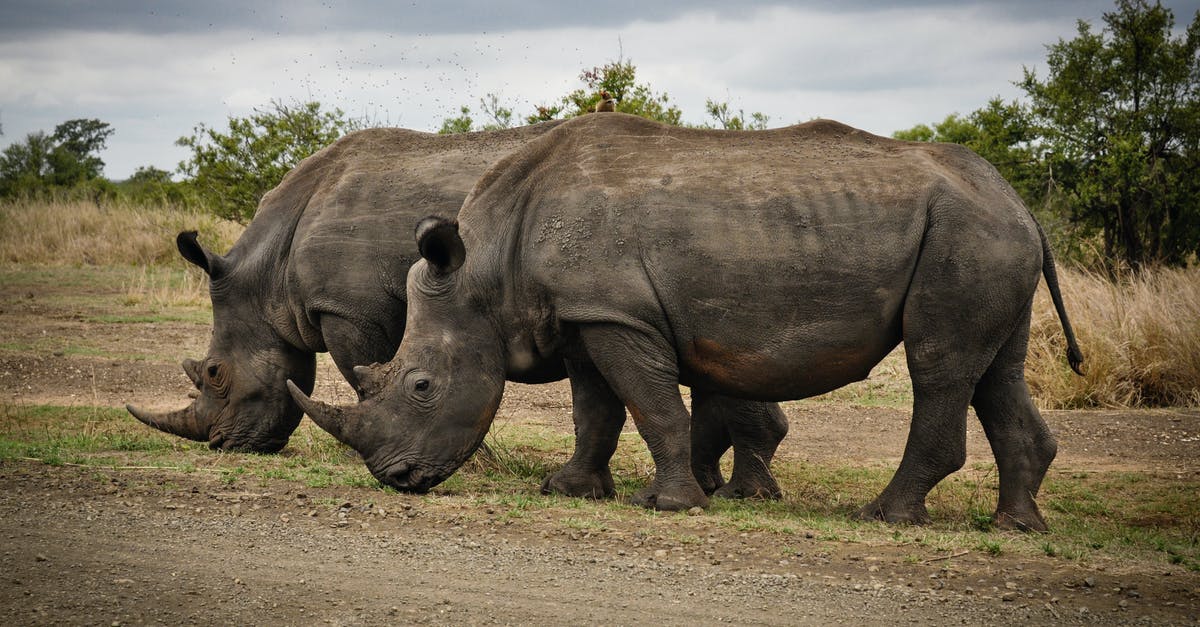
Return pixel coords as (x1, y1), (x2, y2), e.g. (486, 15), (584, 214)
(578, 323), (708, 512)
(693, 391), (787, 500)
(541, 358), (625, 499)
(689, 393), (732, 495)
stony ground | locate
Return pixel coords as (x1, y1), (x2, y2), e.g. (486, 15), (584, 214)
(0, 272), (1197, 625)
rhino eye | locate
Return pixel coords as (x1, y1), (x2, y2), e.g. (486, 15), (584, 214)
(414, 379), (430, 393)
(207, 364), (220, 379)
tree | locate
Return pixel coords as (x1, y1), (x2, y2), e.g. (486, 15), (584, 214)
(893, 99), (1048, 206)
(117, 166), (194, 207)
(556, 59), (683, 124)
(703, 99), (770, 130)
(1020, 0), (1200, 269)
(437, 95), (515, 135)
(177, 100), (360, 222)
(0, 119), (113, 199)
(48, 118), (113, 186)
(438, 105), (474, 135)
(0, 131), (53, 197)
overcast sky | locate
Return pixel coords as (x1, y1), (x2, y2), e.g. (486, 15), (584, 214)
(2, 1), (1198, 180)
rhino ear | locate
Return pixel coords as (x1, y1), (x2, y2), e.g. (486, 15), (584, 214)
(414, 216), (465, 275)
(176, 231), (227, 278)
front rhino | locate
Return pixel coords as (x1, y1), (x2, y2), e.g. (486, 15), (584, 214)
(292, 113), (1085, 528)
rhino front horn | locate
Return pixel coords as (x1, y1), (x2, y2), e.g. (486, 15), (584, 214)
(126, 403), (210, 442)
(286, 380), (349, 441)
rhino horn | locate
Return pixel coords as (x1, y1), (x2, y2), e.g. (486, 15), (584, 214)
(126, 402), (210, 442)
(286, 380), (350, 442)
(182, 358), (203, 387)
(351, 364), (385, 397)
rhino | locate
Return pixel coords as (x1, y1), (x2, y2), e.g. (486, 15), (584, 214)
(126, 122), (787, 499)
(290, 113), (1084, 530)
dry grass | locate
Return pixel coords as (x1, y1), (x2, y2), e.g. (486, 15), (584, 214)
(121, 265), (211, 308)
(1029, 266), (1200, 408)
(0, 198), (242, 266)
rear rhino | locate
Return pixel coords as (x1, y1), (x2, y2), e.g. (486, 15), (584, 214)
(292, 114), (1083, 530)
(127, 122), (789, 500)
(126, 124), (565, 451)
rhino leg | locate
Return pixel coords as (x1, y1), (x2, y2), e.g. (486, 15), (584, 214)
(971, 309), (1056, 533)
(692, 392), (787, 500)
(578, 323), (708, 512)
(541, 358), (624, 499)
(689, 394), (732, 495)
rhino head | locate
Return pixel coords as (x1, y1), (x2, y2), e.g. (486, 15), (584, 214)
(288, 217), (505, 490)
(126, 231), (316, 453)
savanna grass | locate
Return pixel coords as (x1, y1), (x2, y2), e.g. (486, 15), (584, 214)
(0, 198), (241, 266)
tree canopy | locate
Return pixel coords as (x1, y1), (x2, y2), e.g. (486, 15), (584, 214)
(1020, 0), (1200, 268)
(897, 0), (1199, 269)
(175, 100), (361, 222)
(0, 118), (114, 199)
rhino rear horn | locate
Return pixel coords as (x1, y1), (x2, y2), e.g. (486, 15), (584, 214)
(126, 402), (211, 442)
(414, 217), (465, 275)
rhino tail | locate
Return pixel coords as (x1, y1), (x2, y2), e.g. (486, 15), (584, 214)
(1035, 222), (1085, 376)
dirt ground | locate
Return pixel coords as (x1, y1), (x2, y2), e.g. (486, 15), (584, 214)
(1, 276), (1198, 625)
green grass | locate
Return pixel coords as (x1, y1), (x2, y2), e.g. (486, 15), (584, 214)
(1, 403), (1196, 573)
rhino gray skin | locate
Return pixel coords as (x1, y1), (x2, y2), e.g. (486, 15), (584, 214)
(126, 123), (565, 452)
(290, 113), (1084, 530)
(126, 121), (788, 499)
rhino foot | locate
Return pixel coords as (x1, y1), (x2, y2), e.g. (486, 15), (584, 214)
(631, 482), (709, 512)
(712, 474), (782, 500)
(994, 508), (1049, 533)
(540, 467), (615, 499)
(854, 498), (931, 526)
(692, 464), (726, 495)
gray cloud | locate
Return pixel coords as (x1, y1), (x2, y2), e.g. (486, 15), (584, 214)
(0, 0), (1176, 38)
(2, 1), (1198, 179)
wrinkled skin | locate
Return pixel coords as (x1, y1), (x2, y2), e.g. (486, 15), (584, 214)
(128, 124), (565, 452)
(128, 122), (787, 497)
(294, 114), (1083, 528)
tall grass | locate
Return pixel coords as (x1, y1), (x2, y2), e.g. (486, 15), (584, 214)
(0, 198), (242, 266)
(1029, 266), (1200, 408)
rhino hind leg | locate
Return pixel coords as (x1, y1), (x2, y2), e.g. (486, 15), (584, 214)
(858, 217), (1040, 527)
(541, 358), (625, 499)
(971, 309), (1055, 533)
(855, 379), (975, 526)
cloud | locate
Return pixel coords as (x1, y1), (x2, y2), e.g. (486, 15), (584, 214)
(2, 1), (1197, 178)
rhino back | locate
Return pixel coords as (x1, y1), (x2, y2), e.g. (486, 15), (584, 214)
(459, 114), (1035, 399)
(237, 123), (561, 350)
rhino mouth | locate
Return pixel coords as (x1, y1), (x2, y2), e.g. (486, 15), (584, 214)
(207, 428), (288, 454)
(374, 460), (454, 493)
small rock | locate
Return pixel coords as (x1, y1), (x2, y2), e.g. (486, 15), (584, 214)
(1002, 592), (1017, 602)
(34, 554), (47, 562)
(686, 506), (703, 516)
(1083, 577), (1096, 588)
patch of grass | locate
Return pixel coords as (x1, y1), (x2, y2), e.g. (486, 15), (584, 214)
(1028, 265), (1200, 408)
(0, 199), (242, 266)
(3, 404), (1196, 572)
